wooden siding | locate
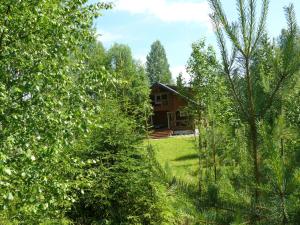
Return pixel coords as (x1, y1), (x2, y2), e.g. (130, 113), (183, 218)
(150, 84), (193, 131)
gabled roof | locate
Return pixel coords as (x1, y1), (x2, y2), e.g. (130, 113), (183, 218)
(151, 82), (199, 106)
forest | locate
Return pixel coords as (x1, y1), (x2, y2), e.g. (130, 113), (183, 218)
(0, 0), (299, 224)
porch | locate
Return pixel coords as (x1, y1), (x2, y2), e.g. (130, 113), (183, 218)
(150, 110), (193, 132)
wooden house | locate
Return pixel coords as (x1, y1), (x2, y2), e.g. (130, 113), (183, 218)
(150, 82), (194, 135)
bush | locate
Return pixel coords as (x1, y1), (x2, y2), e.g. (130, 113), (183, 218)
(67, 101), (165, 224)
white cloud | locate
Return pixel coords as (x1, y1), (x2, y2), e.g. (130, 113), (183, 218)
(170, 65), (190, 82)
(114, 0), (211, 28)
(96, 30), (124, 44)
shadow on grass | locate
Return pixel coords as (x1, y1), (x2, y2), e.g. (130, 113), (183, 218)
(173, 153), (198, 161)
(174, 162), (198, 168)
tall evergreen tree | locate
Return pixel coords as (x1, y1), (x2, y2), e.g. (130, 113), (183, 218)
(209, 0), (300, 223)
(146, 40), (172, 84)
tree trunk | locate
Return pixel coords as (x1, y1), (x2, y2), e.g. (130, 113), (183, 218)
(249, 115), (260, 203)
(280, 138), (288, 225)
(212, 120), (217, 183)
(198, 109), (202, 194)
(246, 58), (260, 222)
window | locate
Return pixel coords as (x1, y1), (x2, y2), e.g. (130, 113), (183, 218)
(156, 95), (161, 102)
(162, 94), (167, 100)
(155, 93), (168, 105)
(176, 110), (188, 119)
(150, 95), (155, 104)
(161, 94), (168, 105)
(175, 110), (189, 127)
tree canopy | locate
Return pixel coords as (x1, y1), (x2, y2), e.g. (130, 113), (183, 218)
(1, 0), (299, 224)
(146, 40), (172, 84)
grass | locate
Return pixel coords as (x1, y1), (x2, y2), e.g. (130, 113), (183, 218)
(145, 135), (202, 224)
(147, 136), (199, 185)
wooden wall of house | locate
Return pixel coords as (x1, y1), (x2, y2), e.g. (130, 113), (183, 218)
(150, 87), (187, 112)
(169, 93), (187, 112)
(150, 85), (193, 131)
(152, 111), (168, 128)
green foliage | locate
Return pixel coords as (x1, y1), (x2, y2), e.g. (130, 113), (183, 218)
(106, 43), (151, 132)
(67, 101), (165, 225)
(176, 72), (186, 90)
(0, 0), (111, 222)
(187, 39), (235, 123)
(146, 40), (172, 85)
(0, 1), (165, 224)
(181, 0), (300, 224)
(259, 116), (300, 224)
(1, 0), (299, 224)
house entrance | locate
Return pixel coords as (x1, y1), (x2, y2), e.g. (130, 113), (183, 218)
(167, 112), (175, 129)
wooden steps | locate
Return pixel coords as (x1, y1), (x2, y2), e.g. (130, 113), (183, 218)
(149, 129), (173, 139)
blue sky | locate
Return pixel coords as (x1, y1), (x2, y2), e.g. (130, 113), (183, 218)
(94, 0), (300, 81)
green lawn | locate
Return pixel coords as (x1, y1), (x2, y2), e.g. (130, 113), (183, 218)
(144, 136), (202, 224)
(148, 136), (199, 184)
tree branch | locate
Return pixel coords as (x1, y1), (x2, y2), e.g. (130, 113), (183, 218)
(260, 72), (289, 117)
(251, 0), (269, 54)
(237, 0), (247, 49)
(247, 0), (256, 54)
(213, 23), (248, 118)
(261, 4), (299, 117)
(208, 0), (245, 56)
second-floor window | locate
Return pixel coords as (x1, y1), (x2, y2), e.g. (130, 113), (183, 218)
(155, 93), (168, 105)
